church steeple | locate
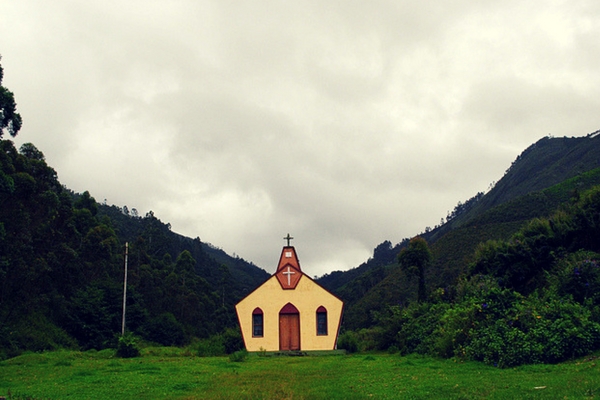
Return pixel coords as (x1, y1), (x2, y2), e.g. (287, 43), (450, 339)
(275, 234), (302, 289)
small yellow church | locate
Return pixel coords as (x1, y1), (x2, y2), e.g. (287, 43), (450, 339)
(235, 235), (344, 352)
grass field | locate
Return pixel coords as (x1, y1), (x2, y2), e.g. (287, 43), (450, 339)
(1, 348), (599, 399)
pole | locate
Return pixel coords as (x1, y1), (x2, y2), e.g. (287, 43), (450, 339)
(121, 242), (128, 336)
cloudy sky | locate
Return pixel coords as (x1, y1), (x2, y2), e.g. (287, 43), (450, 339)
(1, 1), (599, 276)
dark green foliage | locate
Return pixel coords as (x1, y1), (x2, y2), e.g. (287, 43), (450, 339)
(335, 265), (393, 329)
(196, 335), (226, 357)
(553, 250), (600, 304)
(339, 180), (600, 366)
(196, 328), (244, 356)
(373, 302), (448, 355)
(337, 331), (359, 353)
(0, 312), (77, 360)
(228, 349), (248, 362)
(398, 237), (432, 302)
(66, 283), (122, 350)
(471, 186), (600, 294)
(221, 327), (244, 354)
(143, 313), (185, 346)
(116, 332), (140, 358)
(0, 57), (22, 138)
(463, 293), (600, 367)
(362, 270), (600, 367)
(0, 133), (268, 356)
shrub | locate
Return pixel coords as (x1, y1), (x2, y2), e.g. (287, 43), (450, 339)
(221, 327), (244, 354)
(229, 349), (248, 362)
(337, 331), (359, 353)
(382, 302), (446, 355)
(116, 332), (140, 358)
(553, 250), (600, 305)
(143, 313), (185, 346)
(433, 301), (479, 358)
(464, 293), (600, 367)
(197, 335), (225, 357)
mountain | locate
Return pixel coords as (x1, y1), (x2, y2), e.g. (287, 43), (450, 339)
(435, 131), (600, 236)
(0, 138), (269, 357)
(321, 131), (600, 329)
(96, 203), (269, 295)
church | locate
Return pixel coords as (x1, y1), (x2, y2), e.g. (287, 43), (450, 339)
(235, 235), (344, 352)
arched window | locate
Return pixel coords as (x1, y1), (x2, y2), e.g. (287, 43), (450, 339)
(252, 307), (264, 337)
(316, 306), (328, 336)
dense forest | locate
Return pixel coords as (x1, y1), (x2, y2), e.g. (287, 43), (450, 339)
(327, 133), (600, 366)
(0, 135), (269, 358)
(0, 59), (271, 358)
(2, 58), (600, 366)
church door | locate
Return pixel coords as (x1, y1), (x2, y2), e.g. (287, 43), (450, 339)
(279, 303), (300, 351)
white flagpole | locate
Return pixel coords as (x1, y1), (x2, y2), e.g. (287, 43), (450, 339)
(121, 242), (128, 336)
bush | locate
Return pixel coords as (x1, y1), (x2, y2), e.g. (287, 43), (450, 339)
(197, 335), (225, 357)
(229, 349), (248, 362)
(432, 286), (519, 358)
(221, 328), (244, 354)
(0, 312), (79, 359)
(116, 332), (140, 358)
(553, 250), (600, 305)
(374, 302), (446, 355)
(464, 293), (600, 367)
(337, 331), (359, 353)
(143, 313), (185, 346)
(465, 320), (533, 367)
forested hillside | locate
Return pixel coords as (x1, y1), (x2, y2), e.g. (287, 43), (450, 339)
(0, 59), (271, 358)
(321, 133), (600, 311)
(96, 203), (268, 295)
(329, 132), (600, 366)
(3, 57), (600, 366)
(320, 133), (600, 295)
(0, 136), (270, 358)
(338, 167), (600, 329)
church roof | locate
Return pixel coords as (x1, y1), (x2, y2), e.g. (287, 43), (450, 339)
(275, 246), (302, 289)
(235, 235), (344, 305)
(276, 246), (301, 272)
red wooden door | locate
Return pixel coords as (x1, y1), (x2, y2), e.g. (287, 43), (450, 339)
(279, 313), (300, 351)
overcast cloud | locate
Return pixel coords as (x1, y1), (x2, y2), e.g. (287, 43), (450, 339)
(1, 1), (599, 276)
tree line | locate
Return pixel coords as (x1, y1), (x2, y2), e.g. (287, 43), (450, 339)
(339, 185), (600, 366)
(0, 60), (250, 358)
(0, 138), (246, 357)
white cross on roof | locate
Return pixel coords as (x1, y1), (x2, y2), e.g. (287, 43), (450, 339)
(282, 266), (295, 286)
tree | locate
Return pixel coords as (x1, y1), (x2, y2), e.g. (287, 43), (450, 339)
(398, 236), (432, 303)
(0, 57), (22, 138)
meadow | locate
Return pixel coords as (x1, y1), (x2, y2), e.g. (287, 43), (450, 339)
(0, 348), (598, 399)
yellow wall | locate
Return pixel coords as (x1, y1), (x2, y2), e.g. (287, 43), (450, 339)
(235, 275), (343, 352)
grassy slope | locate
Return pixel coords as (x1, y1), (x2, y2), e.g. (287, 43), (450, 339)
(1, 349), (598, 399)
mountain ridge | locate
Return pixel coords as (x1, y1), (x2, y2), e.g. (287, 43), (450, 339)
(318, 131), (600, 328)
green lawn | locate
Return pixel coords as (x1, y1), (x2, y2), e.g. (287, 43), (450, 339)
(0, 349), (598, 399)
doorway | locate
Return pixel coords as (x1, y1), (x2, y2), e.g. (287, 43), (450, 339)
(279, 303), (300, 351)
